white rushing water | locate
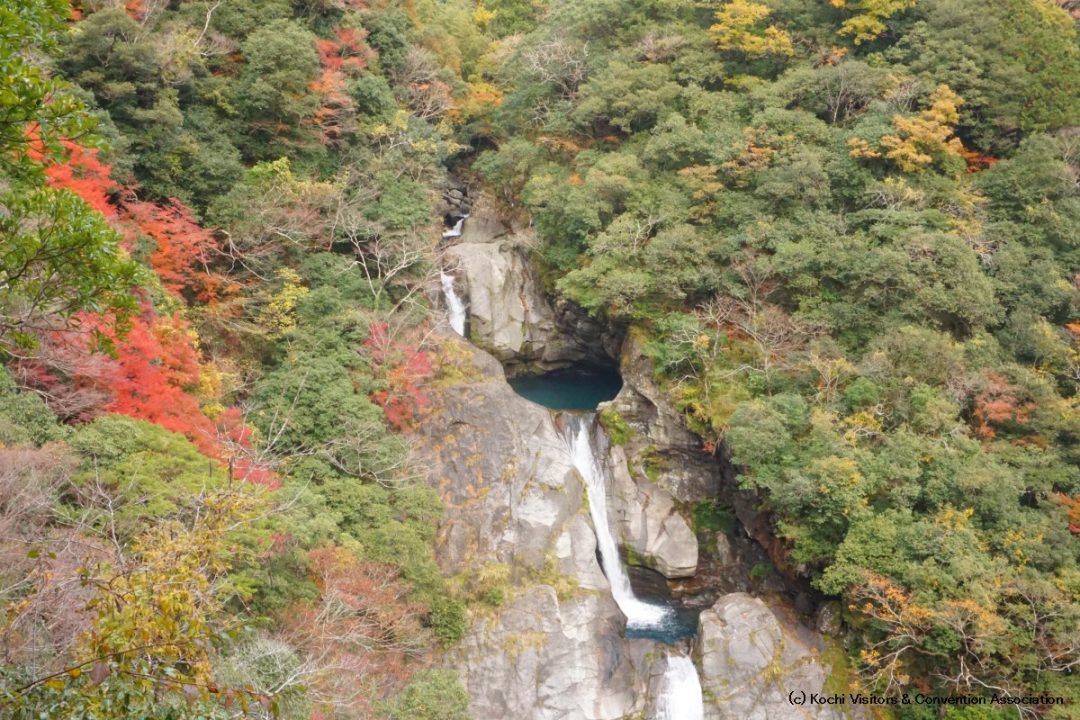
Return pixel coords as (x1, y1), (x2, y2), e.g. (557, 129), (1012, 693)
(565, 415), (672, 627)
(564, 417), (705, 718)
(654, 655), (705, 720)
(440, 271), (467, 336)
(442, 214), (468, 239)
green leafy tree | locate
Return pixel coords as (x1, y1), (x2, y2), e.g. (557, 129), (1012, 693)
(233, 20), (320, 158)
(0, 1), (138, 352)
(0, 187), (138, 351)
(0, 0), (92, 180)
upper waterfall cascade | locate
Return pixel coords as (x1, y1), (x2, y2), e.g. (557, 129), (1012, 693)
(442, 213), (468, 239)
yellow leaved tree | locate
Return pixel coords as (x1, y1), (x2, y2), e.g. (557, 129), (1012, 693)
(709, 0), (795, 58)
(2, 487), (272, 718)
(830, 0), (918, 45)
(849, 84), (966, 172)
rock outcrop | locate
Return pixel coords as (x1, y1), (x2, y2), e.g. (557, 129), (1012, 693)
(694, 593), (852, 720)
(413, 338), (653, 719)
(443, 195), (619, 372)
(601, 330), (721, 504)
(445, 240), (560, 370)
(413, 341), (590, 576)
(453, 587), (653, 720)
(608, 444), (698, 579)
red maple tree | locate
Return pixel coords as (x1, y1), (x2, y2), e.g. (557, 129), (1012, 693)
(124, 198), (234, 303)
(311, 27), (375, 145)
(23, 139), (274, 487)
(365, 323), (433, 430)
(36, 139), (117, 219)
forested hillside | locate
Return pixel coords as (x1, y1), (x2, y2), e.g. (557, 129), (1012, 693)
(1, 0), (1079, 718)
(1, 0), (471, 717)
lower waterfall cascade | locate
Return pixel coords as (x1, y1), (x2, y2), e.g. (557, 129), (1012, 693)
(654, 655), (705, 720)
(564, 415), (705, 719)
(564, 414), (673, 628)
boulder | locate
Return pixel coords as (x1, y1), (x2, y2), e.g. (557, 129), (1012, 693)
(694, 593), (850, 720)
(608, 444), (698, 579)
(815, 600), (843, 636)
(554, 514), (609, 590)
(452, 586), (654, 720)
(713, 532), (735, 568)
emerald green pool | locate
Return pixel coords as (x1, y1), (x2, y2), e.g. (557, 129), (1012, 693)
(508, 365), (622, 410)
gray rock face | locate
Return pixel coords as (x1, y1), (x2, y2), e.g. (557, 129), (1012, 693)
(443, 200), (618, 372)
(694, 594), (848, 720)
(459, 193), (509, 245)
(452, 586), (653, 720)
(424, 241), (849, 720)
(446, 240), (562, 369)
(609, 444), (698, 579)
(603, 332), (721, 504)
(412, 342), (588, 575)
(413, 339), (654, 719)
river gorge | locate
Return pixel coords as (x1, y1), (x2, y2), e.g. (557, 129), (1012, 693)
(421, 196), (860, 720)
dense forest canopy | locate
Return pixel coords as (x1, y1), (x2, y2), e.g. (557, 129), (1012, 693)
(470, 0), (1080, 710)
(0, 0), (1078, 718)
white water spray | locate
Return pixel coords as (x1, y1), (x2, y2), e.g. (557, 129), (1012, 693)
(565, 415), (672, 628)
(654, 655), (705, 720)
(441, 271), (467, 336)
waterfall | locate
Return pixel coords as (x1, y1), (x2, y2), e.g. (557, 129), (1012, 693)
(654, 655), (704, 720)
(564, 416), (705, 718)
(565, 415), (672, 628)
(440, 271), (467, 336)
(442, 214), (468, 239)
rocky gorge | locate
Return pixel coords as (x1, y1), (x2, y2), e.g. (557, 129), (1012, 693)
(421, 195), (860, 720)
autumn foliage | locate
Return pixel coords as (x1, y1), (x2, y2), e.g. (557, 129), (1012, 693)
(39, 140), (117, 219)
(22, 141), (273, 486)
(312, 27), (375, 144)
(365, 323), (434, 430)
(971, 371), (1033, 441)
(124, 198), (234, 303)
(16, 306), (276, 487)
(286, 546), (428, 717)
